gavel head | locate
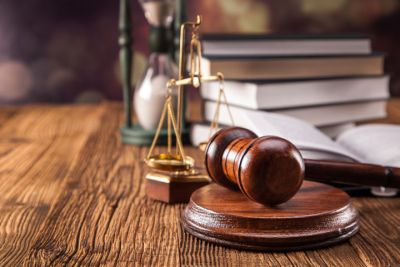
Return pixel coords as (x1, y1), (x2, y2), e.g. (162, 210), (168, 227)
(205, 127), (305, 205)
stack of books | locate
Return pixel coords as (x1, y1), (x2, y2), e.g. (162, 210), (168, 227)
(192, 34), (389, 142)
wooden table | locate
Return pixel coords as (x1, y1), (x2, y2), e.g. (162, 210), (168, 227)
(1, 100), (400, 266)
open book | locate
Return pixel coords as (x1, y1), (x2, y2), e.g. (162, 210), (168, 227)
(191, 107), (400, 196)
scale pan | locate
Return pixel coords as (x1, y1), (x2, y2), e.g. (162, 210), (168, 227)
(145, 154), (194, 171)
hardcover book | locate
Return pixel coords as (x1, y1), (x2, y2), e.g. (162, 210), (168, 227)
(201, 76), (389, 109)
(200, 54), (384, 80)
(202, 34), (371, 56)
(203, 100), (387, 127)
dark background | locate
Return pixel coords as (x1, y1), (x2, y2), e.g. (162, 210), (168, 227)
(0, 0), (399, 104)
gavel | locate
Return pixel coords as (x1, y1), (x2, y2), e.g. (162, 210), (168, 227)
(205, 127), (400, 205)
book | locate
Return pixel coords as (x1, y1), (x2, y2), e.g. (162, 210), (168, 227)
(201, 76), (389, 110)
(319, 123), (355, 139)
(204, 100), (387, 127)
(200, 54), (384, 80)
(190, 115), (400, 166)
(202, 34), (371, 56)
(191, 122), (355, 146)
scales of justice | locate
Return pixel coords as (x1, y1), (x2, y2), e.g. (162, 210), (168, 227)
(144, 15), (233, 203)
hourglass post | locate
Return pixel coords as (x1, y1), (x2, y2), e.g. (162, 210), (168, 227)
(119, 0), (133, 128)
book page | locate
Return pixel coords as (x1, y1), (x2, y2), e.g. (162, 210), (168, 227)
(244, 111), (359, 161)
(205, 102), (360, 161)
(337, 124), (400, 166)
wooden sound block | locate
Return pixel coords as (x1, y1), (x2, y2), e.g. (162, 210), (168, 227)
(182, 181), (359, 251)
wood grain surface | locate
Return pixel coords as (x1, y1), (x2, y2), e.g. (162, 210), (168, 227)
(0, 101), (400, 266)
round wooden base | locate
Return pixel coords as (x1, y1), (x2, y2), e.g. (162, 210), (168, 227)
(182, 182), (359, 251)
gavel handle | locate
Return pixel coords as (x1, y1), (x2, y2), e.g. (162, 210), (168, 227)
(304, 159), (400, 189)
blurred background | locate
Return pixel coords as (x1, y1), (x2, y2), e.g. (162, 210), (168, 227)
(0, 0), (400, 104)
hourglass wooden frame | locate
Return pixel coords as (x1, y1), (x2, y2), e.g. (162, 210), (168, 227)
(118, 0), (189, 146)
(144, 15), (234, 203)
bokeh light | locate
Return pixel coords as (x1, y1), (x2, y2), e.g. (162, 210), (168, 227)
(0, 0), (399, 104)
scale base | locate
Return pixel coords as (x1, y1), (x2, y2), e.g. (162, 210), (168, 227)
(145, 171), (211, 203)
(120, 125), (190, 146)
(182, 182), (359, 251)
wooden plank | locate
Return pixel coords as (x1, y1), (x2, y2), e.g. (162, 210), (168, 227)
(0, 107), (16, 125)
(0, 102), (399, 266)
(22, 105), (183, 266)
(0, 104), (104, 266)
(350, 198), (400, 266)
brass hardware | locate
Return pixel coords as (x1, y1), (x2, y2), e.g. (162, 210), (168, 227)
(145, 15), (234, 173)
